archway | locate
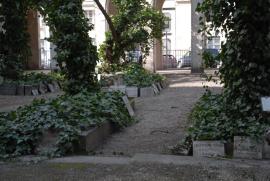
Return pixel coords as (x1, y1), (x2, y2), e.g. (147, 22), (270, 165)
(152, 0), (204, 73)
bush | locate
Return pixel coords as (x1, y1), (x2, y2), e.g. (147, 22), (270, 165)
(0, 91), (133, 159)
(123, 63), (165, 87)
(189, 91), (270, 141)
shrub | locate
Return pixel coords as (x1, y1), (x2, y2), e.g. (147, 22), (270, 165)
(123, 63), (165, 87)
(0, 91), (133, 159)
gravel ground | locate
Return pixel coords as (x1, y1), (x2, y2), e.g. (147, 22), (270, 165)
(96, 73), (222, 156)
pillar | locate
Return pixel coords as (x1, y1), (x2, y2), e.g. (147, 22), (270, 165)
(191, 0), (204, 73)
(27, 10), (40, 70)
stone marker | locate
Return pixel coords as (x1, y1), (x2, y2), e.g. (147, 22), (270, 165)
(109, 85), (126, 94)
(122, 96), (135, 117)
(126, 87), (138, 98)
(52, 81), (60, 91)
(39, 83), (47, 94)
(140, 87), (154, 97)
(156, 83), (162, 91)
(261, 97), (270, 112)
(152, 84), (159, 95)
(193, 141), (225, 157)
(234, 136), (263, 159)
(263, 140), (270, 159)
(48, 84), (55, 93)
(31, 89), (39, 96)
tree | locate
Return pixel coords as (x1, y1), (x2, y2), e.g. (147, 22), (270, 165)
(0, 0), (31, 80)
(94, 0), (166, 73)
(197, 0), (270, 138)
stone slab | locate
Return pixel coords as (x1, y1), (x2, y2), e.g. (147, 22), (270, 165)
(140, 87), (154, 97)
(125, 87), (138, 98)
(122, 96), (135, 117)
(193, 141), (225, 157)
(234, 136), (263, 159)
(152, 84), (159, 95)
(37, 130), (59, 154)
(31, 89), (39, 96)
(261, 97), (270, 112)
(47, 84), (55, 93)
(39, 83), (47, 94)
(52, 81), (60, 91)
(263, 140), (270, 159)
(156, 83), (162, 91)
(78, 122), (114, 153)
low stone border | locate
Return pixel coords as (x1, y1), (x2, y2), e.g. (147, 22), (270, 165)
(108, 80), (168, 98)
(77, 121), (117, 153)
(0, 81), (61, 96)
(193, 141), (225, 157)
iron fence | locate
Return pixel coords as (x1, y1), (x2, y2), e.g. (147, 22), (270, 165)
(162, 50), (191, 69)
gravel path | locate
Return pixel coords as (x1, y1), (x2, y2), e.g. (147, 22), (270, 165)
(96, 73), (222, 156)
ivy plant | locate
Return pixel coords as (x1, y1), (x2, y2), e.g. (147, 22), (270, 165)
(189, 0), (270, 141)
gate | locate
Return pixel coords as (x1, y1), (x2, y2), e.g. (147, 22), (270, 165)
(162, 50), (191, 70)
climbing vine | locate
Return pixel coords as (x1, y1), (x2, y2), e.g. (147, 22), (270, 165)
(191, 0), (270, 140)
(0, 0), (31, 80)
(0, 0), (99, 94)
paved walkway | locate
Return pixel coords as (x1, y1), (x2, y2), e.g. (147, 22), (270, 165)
(96, 72), (222, 156)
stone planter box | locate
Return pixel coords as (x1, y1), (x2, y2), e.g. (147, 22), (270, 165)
(16, 85), (25, 96)
(234, 136), (263, 159)
(24, 85), (33, 96)
(126, 87), (139, 98)
(0, 84), (17, 95)
(140, 87), (155, 97)
(77, 121), (116, 153)
(109, 85), (126, 93)
(193, 141), (225, 157)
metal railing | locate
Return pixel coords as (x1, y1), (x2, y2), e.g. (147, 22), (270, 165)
(162, 50), (191, 69)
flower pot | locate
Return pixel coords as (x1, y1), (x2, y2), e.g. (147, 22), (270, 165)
(193, 140), (225, 157)
(0, 84), (17, 95)
(234, 136), (263, 159)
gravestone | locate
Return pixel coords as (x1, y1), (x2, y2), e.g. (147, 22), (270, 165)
(39, 83), (47, 94)
(261, 97), (270, 112)
(234, 136), (263, 159)
(152, 84), (159, 95)
(47, 84), (55, 93)
(193, 141), (225, 157)
(140, 87), (154, 97)
(52, 81), (60, 91)
(31, 89), (39, 96)
(263, 140), (270, 159)
(122, 96), (135, 117)
(156, 83), (162, 91)
(126, 87), (138, 98)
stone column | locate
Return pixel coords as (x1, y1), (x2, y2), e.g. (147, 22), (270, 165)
(27, 10), (40, 70)
(191, 0), (204, 73)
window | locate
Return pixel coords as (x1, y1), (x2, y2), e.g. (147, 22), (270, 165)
(84, 10), (94, 25)
(163, 12), (171, 32)
(207, 36), (221, 49)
